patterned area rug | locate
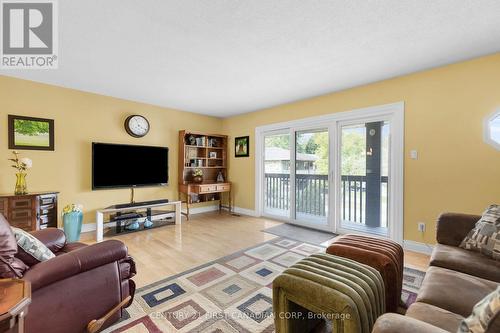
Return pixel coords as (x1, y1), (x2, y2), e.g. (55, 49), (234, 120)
(105, 238), (425, 333)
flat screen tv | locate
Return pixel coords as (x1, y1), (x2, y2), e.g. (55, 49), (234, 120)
(92, 142), (168, 189)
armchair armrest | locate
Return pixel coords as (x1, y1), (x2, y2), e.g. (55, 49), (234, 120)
(372, 314), (448, 333)
(30, 228), (67, 253)
(436, 212), (481, 246)
(23, 240), (127, 291)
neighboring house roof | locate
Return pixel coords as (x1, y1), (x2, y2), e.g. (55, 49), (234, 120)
(265, 147), (318, 161)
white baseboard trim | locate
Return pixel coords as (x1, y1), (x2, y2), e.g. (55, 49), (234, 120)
(403, 240), (434, 255)
(82, 223), (97, 233)
(232, 207), (258, 217)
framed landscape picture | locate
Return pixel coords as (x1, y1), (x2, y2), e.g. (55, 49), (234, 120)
(235, 136), (249, 157)
(8, 115), (55, 151)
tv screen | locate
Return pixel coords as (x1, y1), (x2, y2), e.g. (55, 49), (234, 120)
(92, 143), (168, 189)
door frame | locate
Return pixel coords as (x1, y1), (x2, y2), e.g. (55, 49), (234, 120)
(254, 101), (404, 243)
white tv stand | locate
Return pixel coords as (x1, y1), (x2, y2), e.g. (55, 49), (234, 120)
(95, 200), (182, 242)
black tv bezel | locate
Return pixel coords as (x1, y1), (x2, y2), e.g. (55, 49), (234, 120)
(92, 142), (169, 190)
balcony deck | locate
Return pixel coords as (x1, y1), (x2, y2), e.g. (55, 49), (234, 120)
(264, 173), (388, 234)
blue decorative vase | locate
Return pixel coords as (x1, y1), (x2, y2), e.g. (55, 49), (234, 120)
(125, 221), (140, 231)
(144, 219), (153, 228)
(63, 211), (83, 242)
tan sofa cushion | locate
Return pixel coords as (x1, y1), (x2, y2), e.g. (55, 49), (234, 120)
(406, 302), (464, 332)
(372, 313), (448, 333)
(416, 266), (497, 317)
(430, 244), (500, 282)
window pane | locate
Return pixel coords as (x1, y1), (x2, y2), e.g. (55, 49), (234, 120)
(340, 121), (389, 236)
(295, 129), (329, 224)
(264, 134), (290, 217)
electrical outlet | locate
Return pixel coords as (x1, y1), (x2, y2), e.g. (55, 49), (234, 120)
(418, 222), (426, 233)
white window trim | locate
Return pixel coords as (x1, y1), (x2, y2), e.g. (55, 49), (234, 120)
(255, 101), (405, 244)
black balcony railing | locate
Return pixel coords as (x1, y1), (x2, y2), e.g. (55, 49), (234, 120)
(264, 173), (388, 225)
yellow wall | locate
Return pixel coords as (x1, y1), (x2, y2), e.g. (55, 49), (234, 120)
(222, 53), (500, 244)
(0, 76), (222, 224)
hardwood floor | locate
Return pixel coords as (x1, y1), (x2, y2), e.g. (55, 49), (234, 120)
(81, 212), (429, 288)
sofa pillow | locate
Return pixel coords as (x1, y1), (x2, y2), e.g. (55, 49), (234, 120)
(12, 227), (55, 266)
(458, 286), (500, 333)
(460, 205), (500, 260)
(0, 214), (28, 278)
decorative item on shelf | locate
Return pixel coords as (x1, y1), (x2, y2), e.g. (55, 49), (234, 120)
(9, 151), (32, 195)
(192, 169), (203, 183)
(187, 148), (198, 159)
(125, 220), (140, 231)
(188, 135), (196, 145)
(195, 137), (206, 147)
(191, 193), (200, 203)
(217, 171), (225, 182)
(209, 151), (217, 159)
(8, 115), (55, 151)
(144, 218), (153, 228)
(208, 138), (218, 147)
(235, 136), (250, 157)
(62, 203), (83, 242)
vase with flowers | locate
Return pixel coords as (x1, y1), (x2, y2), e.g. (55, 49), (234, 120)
(62, 204), (83, 242)
(192, 169), (203, 183)
(8, 151), (32, 195)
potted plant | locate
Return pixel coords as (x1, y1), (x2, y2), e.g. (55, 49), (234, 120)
(62, 204), (83, 242)
(193, 169), (203, 183)
(8, 151), (32, 195)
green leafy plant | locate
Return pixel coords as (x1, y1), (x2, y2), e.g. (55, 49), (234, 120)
(193, 169), (203, 177)
(8, 151), (32, 173)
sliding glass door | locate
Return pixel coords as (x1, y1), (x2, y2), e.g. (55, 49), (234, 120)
(262, 127), (331, 231)
(258, 102), (403, 242)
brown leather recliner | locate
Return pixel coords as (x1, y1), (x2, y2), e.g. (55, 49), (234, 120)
(0, 214), (136, 333)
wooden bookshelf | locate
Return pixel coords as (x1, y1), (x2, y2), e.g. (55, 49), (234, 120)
(178, 130), (231, 219)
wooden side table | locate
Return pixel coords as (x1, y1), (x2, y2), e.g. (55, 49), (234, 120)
(178, 182), (232, 220)
(0, 279), (31, 333)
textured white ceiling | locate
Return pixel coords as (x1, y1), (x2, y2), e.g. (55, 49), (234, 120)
(2, 1), (500, 117)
